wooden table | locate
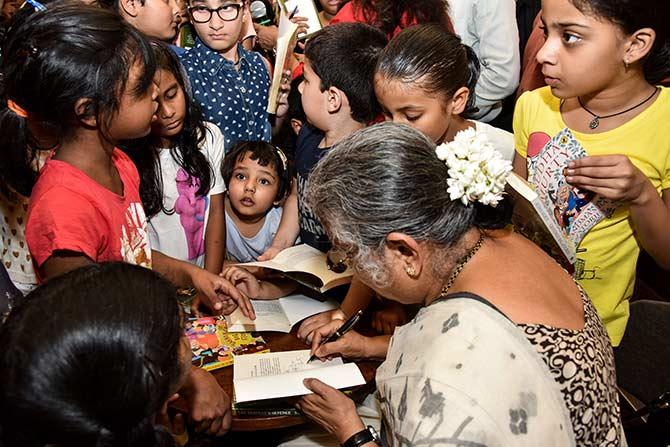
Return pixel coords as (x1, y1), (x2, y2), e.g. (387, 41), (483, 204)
(178, 328), (380, 432)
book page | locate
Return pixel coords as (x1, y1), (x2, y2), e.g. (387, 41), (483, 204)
(267, 13), (299, 114)
(280, 0), (322, 38)
(243, 244), (351, 286)
(234, 350), (365, 402)
(226, 300), (291, 333)
(279, 294), (338, 328)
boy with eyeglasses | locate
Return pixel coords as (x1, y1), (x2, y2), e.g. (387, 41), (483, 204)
(180, 0), (276, 149)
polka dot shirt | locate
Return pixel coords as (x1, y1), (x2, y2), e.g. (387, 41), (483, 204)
(180, 40), (272, 148)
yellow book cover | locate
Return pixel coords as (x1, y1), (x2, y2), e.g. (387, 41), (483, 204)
(185, 316), (270, 371)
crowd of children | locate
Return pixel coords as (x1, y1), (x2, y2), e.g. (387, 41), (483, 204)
(0, 0), (668, 444)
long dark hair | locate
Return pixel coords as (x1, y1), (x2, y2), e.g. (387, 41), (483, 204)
(376, 24), (481, 117)
(0, 3), (156, 199)
(0, 262), (183, 447)
(570, 0), (669, 84)
(125, 40), (212, 219)
(356, 0), (451, 36)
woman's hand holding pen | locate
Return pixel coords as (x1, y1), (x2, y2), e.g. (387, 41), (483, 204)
(309, 320), (370, 361)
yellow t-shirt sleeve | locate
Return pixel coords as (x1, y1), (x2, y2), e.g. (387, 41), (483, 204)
(513, 91), (532, 159)
(662, 148), (670, 190)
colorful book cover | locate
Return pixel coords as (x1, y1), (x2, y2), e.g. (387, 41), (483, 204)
(527, 128), (617, 249)
(185, 316), (270, 371)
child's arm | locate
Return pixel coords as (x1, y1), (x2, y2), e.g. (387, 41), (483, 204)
(179, 367), (232, 436)
(152, 250), (255, 318)
(258, 179), (299, 261)
(41, 251), (93, 280)
(222, 265), (297, 299)
(203, 193), (226, 275)
(512, 152), (528, 179)
(566, 155), (670, 268)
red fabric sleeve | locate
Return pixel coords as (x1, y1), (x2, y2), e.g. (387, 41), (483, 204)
(26, 188), (104, 268)
(330, 2), (366, 25)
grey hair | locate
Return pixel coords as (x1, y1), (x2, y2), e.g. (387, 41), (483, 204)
(306, 123), (482, 287)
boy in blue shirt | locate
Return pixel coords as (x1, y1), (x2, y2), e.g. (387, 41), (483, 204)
(180, 0), (274, 148)
(294, 23), (387, 252)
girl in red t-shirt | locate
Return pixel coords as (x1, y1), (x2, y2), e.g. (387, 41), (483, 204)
(0, 4), (253, 317)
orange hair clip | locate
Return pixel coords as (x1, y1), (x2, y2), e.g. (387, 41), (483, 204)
(7, 100), (29, 118)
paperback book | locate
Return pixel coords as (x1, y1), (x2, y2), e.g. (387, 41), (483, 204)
(185, 316), (270, 371)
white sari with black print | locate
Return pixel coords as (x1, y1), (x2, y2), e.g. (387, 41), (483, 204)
(376, 293), (579, 447)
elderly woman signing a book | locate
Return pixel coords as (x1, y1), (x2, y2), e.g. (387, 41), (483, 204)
(295, 123), (624, 447)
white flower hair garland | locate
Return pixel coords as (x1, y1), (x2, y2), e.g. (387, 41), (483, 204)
(435, 128), (512, 207)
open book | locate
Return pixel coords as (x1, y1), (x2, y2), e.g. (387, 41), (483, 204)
(278, 0), (323, 39)
(226, 293), (338, 333)
(233, 349), (365, 403)
(507, 172), (576, 269)
(267, 11), (300, 114)
(240, 244), (353, 293)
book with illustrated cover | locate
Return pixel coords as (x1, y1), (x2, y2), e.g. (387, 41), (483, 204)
(239, 244), (353, 293)
(185, 316), (270, 371)
(525, 128), (617, 252)
(507, 172), (575, 269)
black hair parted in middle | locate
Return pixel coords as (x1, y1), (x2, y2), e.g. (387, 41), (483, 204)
(124, 40), (213, 219)
(304, 22), (388, 123)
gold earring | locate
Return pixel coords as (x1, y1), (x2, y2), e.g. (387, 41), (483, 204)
(405, 266), (417, 278)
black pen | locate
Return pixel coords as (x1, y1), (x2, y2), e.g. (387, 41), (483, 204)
(288, 5), (298, 20)
(307, 310), (363, 363)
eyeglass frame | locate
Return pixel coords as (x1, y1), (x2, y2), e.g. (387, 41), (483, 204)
(326, 247), (351, 274)
(187, 2), (243, 23)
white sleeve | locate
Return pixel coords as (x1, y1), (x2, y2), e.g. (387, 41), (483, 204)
(204, 122), (226, 195)
(471, 0), (520, 105)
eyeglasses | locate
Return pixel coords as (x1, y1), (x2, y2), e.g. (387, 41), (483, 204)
(326, 248), (350, 274)
(188, 3), (242, 23)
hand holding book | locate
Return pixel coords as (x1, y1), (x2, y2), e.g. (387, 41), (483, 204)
(565, 154), (650, 204)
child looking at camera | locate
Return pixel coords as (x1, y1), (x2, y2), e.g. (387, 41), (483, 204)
(221, 141), (298, 299)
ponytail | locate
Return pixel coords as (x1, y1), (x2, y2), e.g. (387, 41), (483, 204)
(376, 24), (480, 118)
(0, 105), (37, 199)
(461, 44), (481, 118)
(645, 38), (670, 85)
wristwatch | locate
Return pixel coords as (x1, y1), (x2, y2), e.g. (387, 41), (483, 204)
(341, 426), (381, 447)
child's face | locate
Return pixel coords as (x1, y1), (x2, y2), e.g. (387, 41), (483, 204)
(299, 60), (330, 131)
(131, 0), (181, 41)
(374, 74), (452, 144)
(318, 0), (340, 17)
(227, 152), (280, 220)
(107, 61), (159, 141)
(152, 69), (187, 140)
(537, 0), (629, 99)
(189, 0), (246, 55)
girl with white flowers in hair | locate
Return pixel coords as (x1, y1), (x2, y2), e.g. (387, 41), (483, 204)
(296, 123), (623, 446)
(297, 23), (515, 344)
